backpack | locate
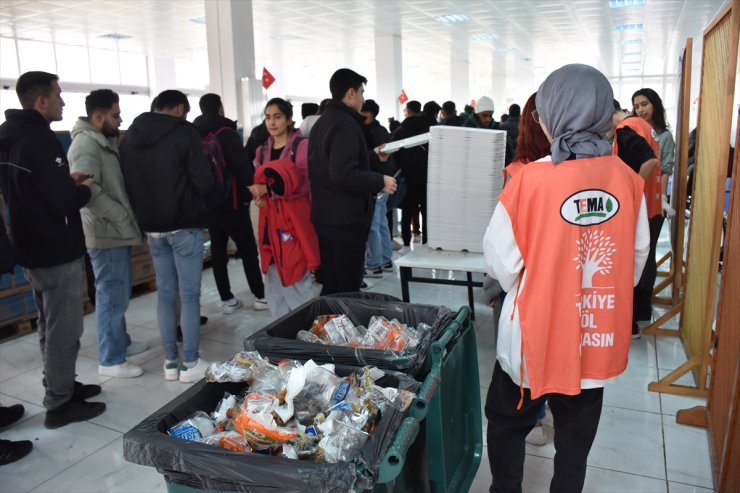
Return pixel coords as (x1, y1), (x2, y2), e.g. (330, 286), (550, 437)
(203, 127), (238, 209)
(261, 135), (306, 164)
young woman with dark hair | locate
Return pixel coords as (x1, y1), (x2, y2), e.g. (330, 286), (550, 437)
(504, 92), (552, 183)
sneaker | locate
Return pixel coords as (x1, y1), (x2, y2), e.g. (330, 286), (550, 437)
(0, 404), (25, 428)
(164, 359), (180, 381)
(364, 268), (383, 278)
(413, 235), (422, 243)
(0, 439), (33, 465)
(632, 322), (641, 339)
(126, 340), (149, 356)
(179, 358), (211, 383)
(98, 362), (144, 378)
(381, 261), (394, 272)
(73, 381), (101, 400)
(44, 397), (106, 429)
(200, 315), (208, 325)
(399, 246), (410, 256)
(391, 240), (402, 251)
(253, 298), (269, 310)
(525, 423), (548, 446)
(221, 298), (242, 314)
(360, 281), (368, 289)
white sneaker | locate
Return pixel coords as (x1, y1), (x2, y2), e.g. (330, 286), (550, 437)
(164, 359), (180, 381)
(98, 361), (143, 378)
(179, 358), (211, 383)
(126, 340), (149, 356)
(253, 298), (269, 310)
(221, 298), (242, 314)
(525, 423), (548, 446)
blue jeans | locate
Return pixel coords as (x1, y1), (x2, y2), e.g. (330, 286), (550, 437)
(88, 246), (132, 366)
(147, 229), (204, 363)
(366, 193), (393, 270)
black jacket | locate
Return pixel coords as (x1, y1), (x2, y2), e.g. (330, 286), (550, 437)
(308, 101), (385, 227)
(390, 115), (432, 184)
(1, 208), (15, 273)
(499, 116), (520, 153)
(439, 114), (467, 127)
(0, 109), (90, 268)
(192, 114), (253, 206)
(120, 112), (214, 232)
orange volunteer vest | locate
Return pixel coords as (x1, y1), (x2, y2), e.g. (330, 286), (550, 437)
(613, 117), (662, 218)
(499, 156), (644, 399)
(503, 160), (525, 184)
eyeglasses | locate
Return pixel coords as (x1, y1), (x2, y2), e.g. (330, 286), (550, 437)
(531, 109), (540, 124)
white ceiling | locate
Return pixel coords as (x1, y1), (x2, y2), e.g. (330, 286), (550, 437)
(0, 0), (728, 111)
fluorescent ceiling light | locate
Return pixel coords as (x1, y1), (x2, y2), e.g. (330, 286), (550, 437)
(99, 33), (131, 40)
(471, 33), (498, 41)
(434, 14), (470, 23)
(609, 0), (646, 7)
(615, 23), (644, 31)
(622, 60), (641, 64)
(496, 47), (517, 53)
(190, 16), (206, 24)
(619, 39), (643, 45)
(623, 51), (642, 55)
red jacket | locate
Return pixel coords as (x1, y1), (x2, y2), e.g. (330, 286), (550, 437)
(253, 158), (320, 286)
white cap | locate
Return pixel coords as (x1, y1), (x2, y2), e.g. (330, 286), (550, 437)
(476, 96), (495, 113)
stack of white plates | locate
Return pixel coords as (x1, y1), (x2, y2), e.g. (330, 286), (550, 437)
(426, 126), (506, 252)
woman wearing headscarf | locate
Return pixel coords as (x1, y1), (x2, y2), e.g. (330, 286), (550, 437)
(482, 64), (650, 492)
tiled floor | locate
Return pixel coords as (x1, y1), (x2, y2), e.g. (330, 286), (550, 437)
(0, 237), (715, 492)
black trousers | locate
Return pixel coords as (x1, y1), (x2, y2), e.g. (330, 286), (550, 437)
(401, 182), (427, 246)
(633, 215), (664, 322)
(315, 223), (369, 295)
(207, 204), (264, 301)
(485, 362), (604, 493)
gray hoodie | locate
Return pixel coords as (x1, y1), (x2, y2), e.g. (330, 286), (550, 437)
(68, 117), (142, 249)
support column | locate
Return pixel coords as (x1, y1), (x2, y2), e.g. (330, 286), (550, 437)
(374, 34), (403, 127)
(205, 0), (261, 131)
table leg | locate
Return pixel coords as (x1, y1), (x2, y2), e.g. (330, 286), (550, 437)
(467, 271), (476, 320)
(400, 266), (411, 302)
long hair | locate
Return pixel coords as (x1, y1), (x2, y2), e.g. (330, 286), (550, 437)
(631, 88), (668, 132)
(513, 92), (551, 164)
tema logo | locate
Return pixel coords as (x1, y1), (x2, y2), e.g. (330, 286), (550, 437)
(560, 189), (619, 226)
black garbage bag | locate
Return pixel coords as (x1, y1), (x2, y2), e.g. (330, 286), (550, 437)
(244, 295), (456, 377)
(123, 367), (419, 493)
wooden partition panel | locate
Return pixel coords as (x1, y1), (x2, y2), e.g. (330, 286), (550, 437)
(649, 0), (739, 396)
(707, 108), (740, 492)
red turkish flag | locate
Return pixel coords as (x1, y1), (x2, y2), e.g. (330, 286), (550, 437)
(398, 89), (408, 105)
(262, 67), (275, 89)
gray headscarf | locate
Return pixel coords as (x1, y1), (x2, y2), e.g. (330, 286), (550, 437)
(535, 64), (614, 164)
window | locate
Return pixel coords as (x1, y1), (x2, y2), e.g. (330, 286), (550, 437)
(119, 51), (148, 86)
(17, 40), (56, 74)
(89, 48), (120, 85)
(0, 37), (19, 79)
(55, 44), (90, 83)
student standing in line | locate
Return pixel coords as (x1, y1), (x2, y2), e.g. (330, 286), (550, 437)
(482, 64), (650, 492)
(250, 98), (320, 318)
(193, 93), (267, 314)
(0, 71), (106, 428)
(68, 89), (148, 379)
(308, 68), (396, 295)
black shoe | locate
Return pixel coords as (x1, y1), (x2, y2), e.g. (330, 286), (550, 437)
(44, 397), (106, 429)
(0, 439), (32, 465)
(381, 261), (394, 273)
(364, 268), (383, 279)
(74, 381), (101, 400)
(0, 404), (25, 428)
(200, 316), (208, 325)
(631, 323), (641, 340)
(360, 281), (368, 289)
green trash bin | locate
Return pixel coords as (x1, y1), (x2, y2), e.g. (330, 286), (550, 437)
(123, 365), (420, 493)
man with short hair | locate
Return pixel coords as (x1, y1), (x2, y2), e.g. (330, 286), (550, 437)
(68, 89), (147, 379)
(120, 89), (214, 384)
(439, 101), (466, 127)
(0, 71), (106, 429)
(193, 93), (267, 313)
(308, 68), (396, 294)
(499, 103), (521, 153)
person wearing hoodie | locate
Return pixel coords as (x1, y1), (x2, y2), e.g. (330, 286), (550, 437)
(250, 98), (320, 318)
(68, 89), (147, 379)
(0, 71), (106, 429)
(120, 89), (214, 384)
(193, 93), (267, 314)
(389, 100), (432, 247)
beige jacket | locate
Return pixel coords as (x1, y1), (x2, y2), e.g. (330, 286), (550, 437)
(68, 118), (141, 249)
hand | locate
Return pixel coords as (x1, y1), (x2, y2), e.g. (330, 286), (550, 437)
(661, 194), (676, 218)
(248, 184), (268, 200)
(254, 196), (266, 208)
(382, 175), (397, 194)
(374, 145), (391, 162)
(71, 171), (93, 185)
